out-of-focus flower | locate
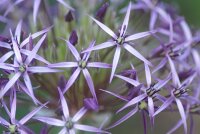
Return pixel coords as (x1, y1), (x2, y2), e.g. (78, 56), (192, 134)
(65, 10), (74, 22)
(69, 30), (78, 46)
(83, 3), (154, 83)
(34, 88), (109, 134)
(96, 2), (109, 22)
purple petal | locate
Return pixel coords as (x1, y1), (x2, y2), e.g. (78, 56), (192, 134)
(167, 55), (181, 87)
(19, 102), (48, 125)
(87, 62), (111, 68)
(0, 63), (15, 70)
(110, 46), (121, 83)
(10, 90), (16, 124)
(69, 129), (76, 134)
(90, 16), (117, 39)
(72, 107), (87, 122)
(117, 94), (146, 113)
(27, 66), (62, 73)
(153, 96), (174, 117)
(125, 30), (156, 42)
(107, 107), (138, 129)
(56, 0), (74, 11)
(0, 41), (11, 49)
(0, 72), (21, 99)
(59, 128), (67, 134)
(152, 57), (167, 73)
(180, 20), (192, 41)
(34, 116), (65, 126)
(0, 51), (14, 63)
(82, 41), (115, 53)
(82, 69), (98, 102)
(48, 62), (78, 68)
(74, 124), (110, 134)
(154, 73), (171, 90)
(3, 0), (24, 17)
(20, 26), (53, 48)
(65, 40), (81, 61)
(120, 2), (131, 37)
(25, 34), (47, 65)
(0, 116), (10, 126)
(148, 97), (154, 126)
(149, 11), (158, 30)
(83, 40), (96, 62)
(175, 98), (187, 133)
(115, 74), (140, 87)
(83, 98), (99, 111)
(144, 63), (151, 87)
(124, 44), (152, 66)
(99, 89), (128, 102)
(15, 20), (23, 43)
(63, 68), (81, 94)
(58, 87), (69, 119)
(167, 119), (184, 134)
(11, 34), (22, 64)
(33, 0), (41, 25)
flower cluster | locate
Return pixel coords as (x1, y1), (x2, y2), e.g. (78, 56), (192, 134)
(0, 0), (200, 134)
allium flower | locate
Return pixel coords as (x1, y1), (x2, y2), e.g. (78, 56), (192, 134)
(48, 40), (111, 102)
(0, 30), (60, 103)
(83, 3), (154, 82)
(34, 88), (109, 134)
(0, 90), (47, 133)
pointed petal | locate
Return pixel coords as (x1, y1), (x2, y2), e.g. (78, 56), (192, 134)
(27, 66), (62, 73)
(58, 128), (67, 134)
(99, 89), (128, 102)
(167, 55), (181, 87)
(148, 97), (154, 126)
(58, 87), (69, 119)
(34, 116), (65, 126)
(56, 0), (74, 11)
(11, 34), (22, 63)
(149, 11), (158, 30)
(0, 72), (21, 99)
(175, 98), (187, 133)
(15, 20), (23, 43)
(74, 124), (110, 134)
(144, 63), (151, 87)
(120, 2), (131, 37)
(65, 40), (81, 61)
(124, 44), (152, 66)
(0, 63), (15, 70)
(19, 102), (48, 125)
(153, 96), (174, 117)
(72, 107), (87, 122)
(20, 26), (53, 48)
(0, 51), (14, 63)
(125, 31), (156, 42)
(63, 68), (81, 94)
(10, 90), (16, 124)
(110, 46), (121, 83)
(90, 16), (117, 39)
(3, 0), (24, 17)
(152, 57), (167, 73)
(83, 40), (96, 62)
(115, 74), (140, 87)
(82, 41), (115, 53)
(167, 119), (184, 134)
(69, 129), (76, 134)
(82, 69), (97, 102)
(0, 116), (10, 126)
(154, 73), (171, 90)
(48, 62), (78, 68)
(117, 94), (146, 113)
(33, 0), (41, 25)
(25, 34), (46, 65)
(107, 107), (138, 129)
(87, 62), (111, 68)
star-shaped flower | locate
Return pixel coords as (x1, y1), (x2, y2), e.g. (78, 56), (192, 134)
(83, 3), (154, 83)
(34, 88), (110, 134)
(48, 40), (111, 102)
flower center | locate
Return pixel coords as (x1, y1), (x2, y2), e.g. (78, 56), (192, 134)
(19, 64), (26, 72)
(78, 60), (87, 69)
(9, 124), (17, 134)
(116, 36), (125, 45)
(138, 101), (147, 110)
(146, 84), (158, 97)
(65, 118), (74, 130)
(173, 88), (189, 98)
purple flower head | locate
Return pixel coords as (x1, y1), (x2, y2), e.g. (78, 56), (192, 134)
(82, 2), (154, 83)
(48, 40), (111, 103)
(69, 30), (78, 46)
(95, 2), (109, 22)
(65, 10), (74, 22)
(0, 90), (48, 133)
(34, 88), (110, 134)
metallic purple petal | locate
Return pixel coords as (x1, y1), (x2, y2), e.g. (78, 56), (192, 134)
(87, 62), (111, 68)
(15, 20), (23, 43)
(154, 73), (171, 90)
(148, 97), (154, 126)
(125, 31), (156, 42)
(90, 16), (117, 39)
(115, 74), (140, 87)
(120, 2), (131, 37)
(175, 98), (187, 133)
(124, 44), (152, 66)
(107, 107), (138, 129)
(117, 94), (147, 113)
(65, 40), (81, 61)
(63, 68), (81, 94)
(149, 11), (157, 30)
(0, 116), (10, 126)
(74, 124), (110, 134)
(0, 72), (21, 99)
(19, 102), (48, 125)
(144, 63), (151, 87)
(27, 66), (62, 73)
(59, 128), (67, 134)
(153, 96), (174, 117)
(48, 62), (78, 68)
(33, 0), (41, 25)
(83, 98), (99, 111)
(11, 35), (22, 64)
(82, 69), (97, 102)
(10, 90), (16, 124)
(0, 63), (15, 70)
(72, 107), (87, 122)
(58, 87), (69, 119)
(34, 116), (65, 126)
(3, 0), (24, 17)
(110, 46), (121, 83)
(0, 51), (14, 63)
(152, 57), (167, 73)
